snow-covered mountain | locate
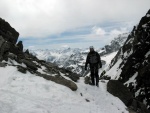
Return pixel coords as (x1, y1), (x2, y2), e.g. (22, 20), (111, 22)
(1, 9), (150, 113)
(105, 9), (150, 110)
(30, 33), (129, 76)
(0, 17), (129, 113)
(100, 33), (128, 56)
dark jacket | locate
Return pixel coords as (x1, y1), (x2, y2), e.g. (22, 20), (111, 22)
(85, 51), (102, 69)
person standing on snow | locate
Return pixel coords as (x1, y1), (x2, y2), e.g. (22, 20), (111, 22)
(85, 46), (102, 87)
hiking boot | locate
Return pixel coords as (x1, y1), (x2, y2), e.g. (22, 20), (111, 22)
(96, 83), (99, 87)
(89, 82), (95, 86)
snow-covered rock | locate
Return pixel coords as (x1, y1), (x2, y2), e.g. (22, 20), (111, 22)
(106, 9), (150, 110)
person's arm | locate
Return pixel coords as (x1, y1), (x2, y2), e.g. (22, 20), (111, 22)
(99, 56), (102, 68)
(85, 54), (89, 70)
(97, 52), (102, 68)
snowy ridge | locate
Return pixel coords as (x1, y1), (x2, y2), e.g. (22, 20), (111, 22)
(0, 60), (128, 113)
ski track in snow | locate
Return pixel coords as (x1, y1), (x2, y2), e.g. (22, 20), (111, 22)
(0, 66), (128, 113)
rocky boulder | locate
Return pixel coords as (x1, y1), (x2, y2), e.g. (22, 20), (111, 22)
(107, 80), (133, 106)
(0, 62), (7, 67)
(107, 80), (150, 113)
(58, 67), (80, 82)
(84, 76), (91, 84)
(21, 59), (38, 71)
(36, 72), (78, 91)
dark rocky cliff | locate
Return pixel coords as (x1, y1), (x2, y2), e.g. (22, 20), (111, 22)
(109, 9), (150, 110)
(0, 18), (19, 44)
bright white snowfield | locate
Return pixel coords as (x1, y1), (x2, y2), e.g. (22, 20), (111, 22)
(0, 65), (128, 113)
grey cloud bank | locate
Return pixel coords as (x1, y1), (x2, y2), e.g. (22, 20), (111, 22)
(0, 0), (150, 49)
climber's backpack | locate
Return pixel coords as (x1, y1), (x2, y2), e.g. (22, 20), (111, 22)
(89, 53), (98, 64)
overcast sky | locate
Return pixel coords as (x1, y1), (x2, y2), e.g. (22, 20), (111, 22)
(0, 0), (150, 49)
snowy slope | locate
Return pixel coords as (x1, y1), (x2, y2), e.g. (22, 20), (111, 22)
(0, 15), (130, 113)
(101, 51), (118, 71)
(0, 61), (128, 113)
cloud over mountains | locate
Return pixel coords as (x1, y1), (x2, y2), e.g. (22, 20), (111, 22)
(0, 0), (150, 49)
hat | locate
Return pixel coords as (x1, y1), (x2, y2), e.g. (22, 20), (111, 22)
(89, 46), (94, 49)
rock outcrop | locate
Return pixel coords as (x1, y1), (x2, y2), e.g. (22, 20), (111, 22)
(0, 18), (19, 44)
(107, 80), (150, 113)
(107, 80), (133, 106)
(0, 17), (79, 91)
(108, 9), (150, 110)
(100, 33), (128, 56)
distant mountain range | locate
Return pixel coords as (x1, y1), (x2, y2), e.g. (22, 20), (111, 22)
(30, 33), (129, 76)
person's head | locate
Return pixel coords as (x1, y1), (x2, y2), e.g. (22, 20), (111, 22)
(89, 46), (94, 52)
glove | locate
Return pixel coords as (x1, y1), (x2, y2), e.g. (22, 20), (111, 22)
(99, 64), (102, 68)
(85, 67), (87, 70)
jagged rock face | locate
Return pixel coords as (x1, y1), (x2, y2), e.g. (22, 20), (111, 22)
(0, 18), (20, 61)
(109, 9), (150, 109)
(0, 17), (79, 91)
(100, 33), (128, 56)
(0, 18), (19, 44)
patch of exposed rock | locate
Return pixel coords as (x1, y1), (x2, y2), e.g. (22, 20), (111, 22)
(0, 17), (79, 91)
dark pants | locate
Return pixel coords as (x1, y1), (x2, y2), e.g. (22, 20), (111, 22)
(90, 64), (99, 86)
